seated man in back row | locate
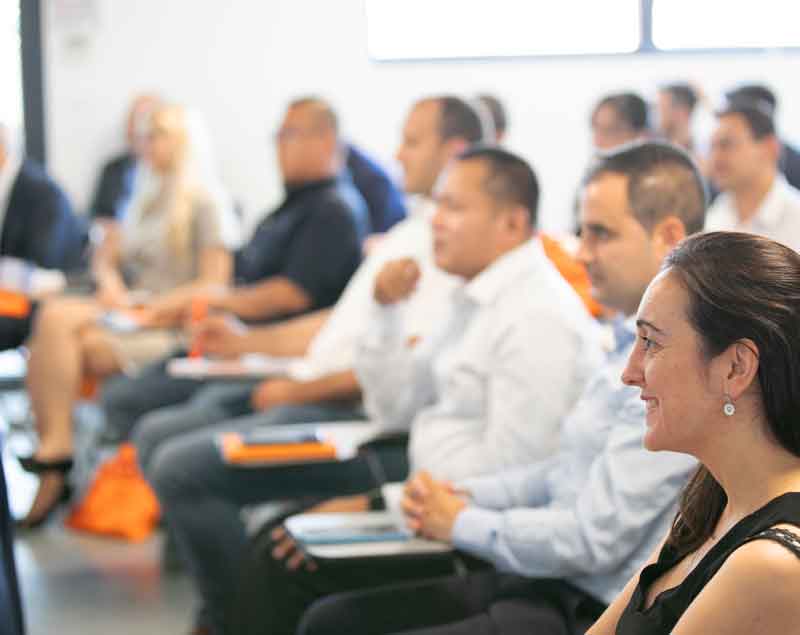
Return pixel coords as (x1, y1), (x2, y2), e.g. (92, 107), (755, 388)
(98, 96), (368, 442)
(239, 142), (706, 635)
(146, 144), (604, 635)
(102, 95), (488, 452)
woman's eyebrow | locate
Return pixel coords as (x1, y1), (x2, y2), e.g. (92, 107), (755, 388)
(635, 318), (666, 335)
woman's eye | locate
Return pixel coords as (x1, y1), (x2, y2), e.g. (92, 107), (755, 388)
(639, 334), (654, 351)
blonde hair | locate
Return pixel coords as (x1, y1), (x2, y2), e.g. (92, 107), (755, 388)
(126, 104), (237, 262)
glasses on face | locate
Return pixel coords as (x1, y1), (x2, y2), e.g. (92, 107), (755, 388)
(273, 127), (322, 144)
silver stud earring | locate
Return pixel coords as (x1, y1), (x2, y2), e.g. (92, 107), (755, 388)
(723, 394), (736, 417)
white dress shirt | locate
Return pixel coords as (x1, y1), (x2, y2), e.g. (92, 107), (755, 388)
(357, 237), (605, 481)
(705, 175), (800, 252)
(298, 196), (459, 380)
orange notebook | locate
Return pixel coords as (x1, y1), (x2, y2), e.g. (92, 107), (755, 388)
(219, 432), (338, 465)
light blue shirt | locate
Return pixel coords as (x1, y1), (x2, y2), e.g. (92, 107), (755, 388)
(451, 317), (697, 604)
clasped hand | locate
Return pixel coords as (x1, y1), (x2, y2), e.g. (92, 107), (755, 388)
(401, 471), (467, 543)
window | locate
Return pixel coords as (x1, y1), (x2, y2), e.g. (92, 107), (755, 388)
(652, 0), (799, 50)
(364, 0), (800, 60)
(365, 0), (641, 60)
(1, 0), (24, 138)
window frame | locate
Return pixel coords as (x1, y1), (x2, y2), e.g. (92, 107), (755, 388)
(19, 0), (46, 164)
(366, 0), (800, 63)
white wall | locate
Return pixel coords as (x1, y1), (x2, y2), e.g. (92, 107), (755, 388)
(43, 0), (800, 233)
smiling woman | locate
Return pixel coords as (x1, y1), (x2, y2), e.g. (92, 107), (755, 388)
(590, 231), (800, 635)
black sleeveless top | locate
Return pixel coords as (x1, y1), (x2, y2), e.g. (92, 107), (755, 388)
(616, 492), (800, 635)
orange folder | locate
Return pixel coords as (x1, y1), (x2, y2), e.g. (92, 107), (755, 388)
(0, 289), (30, 319)
(219, 432), (338, 465)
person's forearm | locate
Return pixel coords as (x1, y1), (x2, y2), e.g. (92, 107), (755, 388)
(289, 370), (361, 404)
(215, 277), (312, 321)
(241, 309), (331, 357)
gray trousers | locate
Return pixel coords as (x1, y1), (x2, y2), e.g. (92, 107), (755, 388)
(99, 355), (205, 442)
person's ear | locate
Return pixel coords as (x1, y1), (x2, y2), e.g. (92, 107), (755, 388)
(723, 339), (760, 402)
(442, 137), (469, 162)
(504, 205), (530, 236)
(762, 135), (781, 164)
(651, 216), (686, 255)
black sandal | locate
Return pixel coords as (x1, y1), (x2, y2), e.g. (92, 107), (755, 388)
(15, 456), (73, 530)
(17, 455), (73, 475)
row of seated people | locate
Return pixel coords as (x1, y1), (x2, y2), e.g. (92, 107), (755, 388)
(8, 91), (800, 635)
(591, 83), (800, 193)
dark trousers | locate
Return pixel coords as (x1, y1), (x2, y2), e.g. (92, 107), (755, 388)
(298, 570), (605, 635)
(0, 310), (35, 352)
(232, 523), (463, 635)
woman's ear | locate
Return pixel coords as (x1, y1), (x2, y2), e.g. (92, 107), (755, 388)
(725, 338), (760, 401)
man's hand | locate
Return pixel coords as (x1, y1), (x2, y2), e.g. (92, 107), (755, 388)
(270, 526), (318, 572)
(190, 314), (248, 359)
(270, 495), (370, 571)
(251, 378), (303, 411)
(402, 471), (466, 543)
(374, 258), (421, 305)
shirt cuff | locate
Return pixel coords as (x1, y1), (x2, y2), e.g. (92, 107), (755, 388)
(456, 477), (511, 510)
(451, 506), (503, 561)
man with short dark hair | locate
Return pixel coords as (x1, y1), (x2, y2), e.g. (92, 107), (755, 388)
(297, 141), (704, 635)
(706, 97), (800, 251)
(477, 94), (508, 142)
(590, 92), (650, 151)
(657, 82), (698, 152)
(151, 143), (603, 635)
(725, 83), (800, 190)
(225, 146), (604, 635)
(135, 96), (492, 634)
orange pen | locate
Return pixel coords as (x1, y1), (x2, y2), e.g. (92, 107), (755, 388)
(188, 296), (209, 358)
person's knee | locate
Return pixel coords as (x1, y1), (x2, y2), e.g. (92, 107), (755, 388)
(147, 440), (198, 502)
(297, 594), (348, 635)
(81, 330), (120, 377)
(133, 408), (178, 474)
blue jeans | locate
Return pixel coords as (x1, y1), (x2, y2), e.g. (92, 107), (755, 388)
(146, 401), (372, 635)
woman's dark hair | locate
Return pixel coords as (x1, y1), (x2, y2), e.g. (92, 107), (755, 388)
(663, 231), (800, 554)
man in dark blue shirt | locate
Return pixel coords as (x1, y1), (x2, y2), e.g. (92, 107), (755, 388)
(191, 97), (367, 322)
(345, 144), (406, 234)
(99, 97), (367, 440)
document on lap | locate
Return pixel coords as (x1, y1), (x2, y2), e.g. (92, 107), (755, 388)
(166, 353), (306, 379)
(286, 511), (453, 558)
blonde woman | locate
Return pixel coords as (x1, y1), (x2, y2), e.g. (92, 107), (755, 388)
(18, 104), (237, 528)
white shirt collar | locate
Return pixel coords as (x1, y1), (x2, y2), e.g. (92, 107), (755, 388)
(712, 174), (790, 231)
(754, 174), (792, 229)
(462, 236), (543, 307)
(406, 195), (436, 221)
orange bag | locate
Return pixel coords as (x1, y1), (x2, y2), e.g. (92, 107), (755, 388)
(65, 443), (161, 542)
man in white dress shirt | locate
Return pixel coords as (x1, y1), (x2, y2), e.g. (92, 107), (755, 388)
(141, 96), (487, 635)
(705, 98), (800, 252)
(357, 147), (603, 479)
